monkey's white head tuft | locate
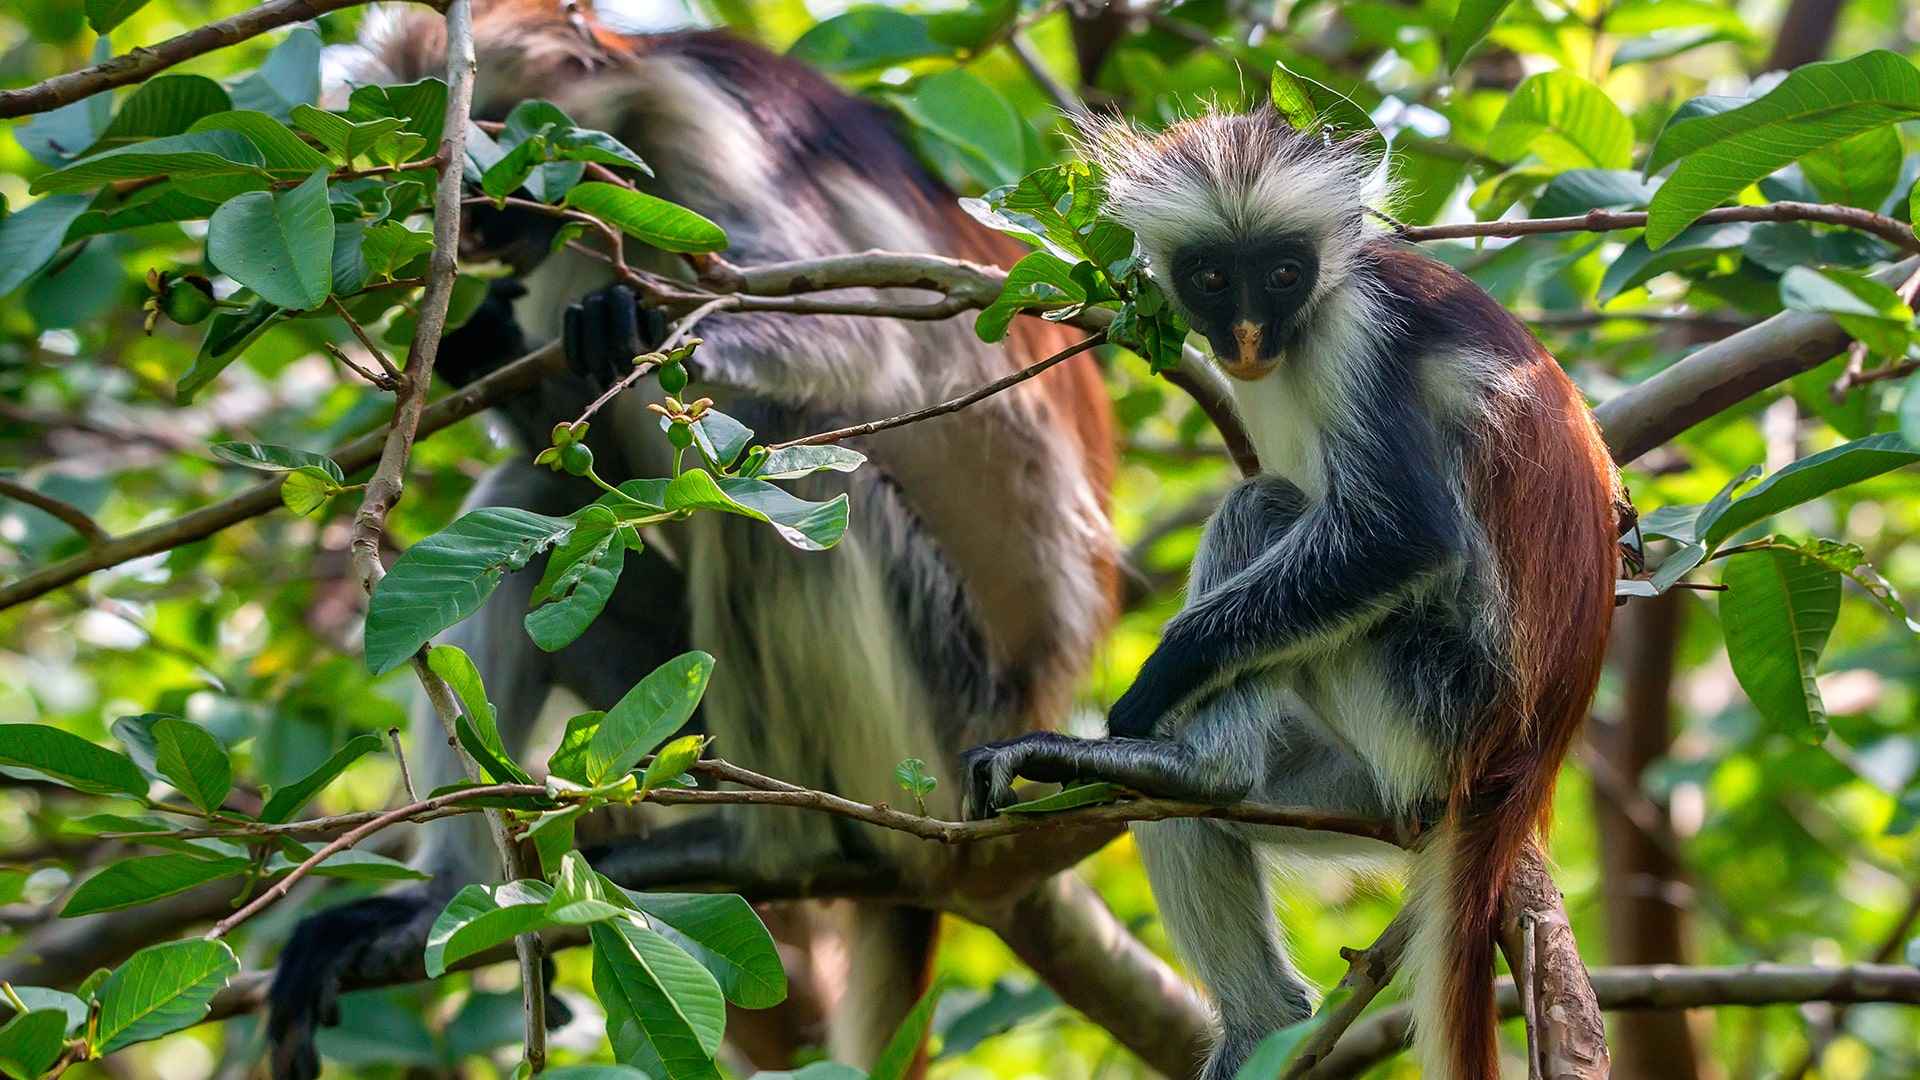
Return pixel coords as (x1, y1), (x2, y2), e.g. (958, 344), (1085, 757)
(1078, 106), (1384, 299)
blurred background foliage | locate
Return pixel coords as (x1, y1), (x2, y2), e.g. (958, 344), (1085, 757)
(2, 0), (1919, 1077)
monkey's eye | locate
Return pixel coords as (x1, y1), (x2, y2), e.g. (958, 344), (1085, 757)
(1192, 268), (1229, 294)
(1266, 261), (1303, 292)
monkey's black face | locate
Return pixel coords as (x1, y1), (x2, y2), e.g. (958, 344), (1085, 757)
(1168, 237), (1320, 380)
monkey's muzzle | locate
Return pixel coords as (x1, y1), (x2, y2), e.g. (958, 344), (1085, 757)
(1221, 320), (1279, 380)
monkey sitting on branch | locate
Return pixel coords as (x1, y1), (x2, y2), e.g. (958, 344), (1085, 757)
(965, 107), (1621, 1080)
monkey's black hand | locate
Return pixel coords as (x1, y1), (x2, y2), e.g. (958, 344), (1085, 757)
(563, 284), (668, 391)
(1106, 644), (1199, 740)
(960, 733), (1083, 820)
(436, 278), (529, 389)
(267, 891), (437, 1080)
(268, 887), (572, 1080)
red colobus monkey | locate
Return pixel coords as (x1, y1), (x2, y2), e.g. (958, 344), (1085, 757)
(267, 3), (1116, 1077)
(965, 109), (1619, 1080)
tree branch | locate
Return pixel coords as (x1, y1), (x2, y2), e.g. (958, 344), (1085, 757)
(0, 476), (109, 545)
(1397, 204), (1920, 257)
(0, 0), (429, 120)
(1310, 963), (1920, 1078)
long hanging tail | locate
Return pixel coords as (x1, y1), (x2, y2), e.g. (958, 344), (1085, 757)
(1406, 769), (1555, 1080)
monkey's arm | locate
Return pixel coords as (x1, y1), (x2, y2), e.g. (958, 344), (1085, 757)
(1107, 392), (1466, 739)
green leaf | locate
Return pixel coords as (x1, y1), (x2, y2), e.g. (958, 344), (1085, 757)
(870, 978), (948, 1080)
(586, 652), (714, 785)
(528, 805), (584, 877)
(1267, 62), (1384, 164)
(967, 161), (1130, 269)
(30, 130), (269, 194)
(750, 444), (866, 481)
(0, 195), (90, 297)
(1446, 0), (1517, 69)
(542, 1068), (654, 1080)
(1231, 993), (1345, 1078)
(663, 469), (851, 551)
(1779, 267), (1914, 359)
(895, 757), (936, 801)
(260, 733), (384, 822)
(787, 8), (945, 74)
(280, 465), (342, 516)
(1721, 549), (1840, 741)
(0, 723), (149, 797)
(426, 880), (557, 977)
(207, 169), (334, 310)
(85, 0), (151, 32)
(888, 69), (1025, 188)
(291, 105), (405, 165)
(640, 734), (705, 798)
(592, 920), (727, 1076)
(1597, 221), (1749, 303)
(92, 74), (232, 147)
(190, 110), (334, 173)
(1700, 433), (1920, 547)
(1644, 52), (1920, 249)
(1000, 781), (1123, 813)
(228, 26), (321, 118)
(364, 508), (577, 674)
(92, 940), (237, 1054)
(63, 855), (248, 917)
(1900, 371), (1920, 451)
(210, 441), (347, 483)
(178, 298), (282, 403)
(1532, 168), (1658, 217)
(617, 889), (788, 1009)
(264, 847), (430, 882)
(548, 851), (629, 924)
(0, 1009), (68, 1080)
(14, 39), (112, 165)
(1488, 71), (1633, 170)
(150, 717), (231, 813)
(345, 77), (447, 150)
(563, 183), (727, 254)
(935, 979), (1059, 1059)
(1777, 537), (1920, 633)
(7, 988), (86, 1031)
(526, 506), (627, 653)
(548, 711), (605, 787)
(1800, 126), (1902, 212)
(976, 250), (1084, 343)
(426, 644), (530, 782)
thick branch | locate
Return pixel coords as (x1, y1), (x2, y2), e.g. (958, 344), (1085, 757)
(0, 0), (426, 119)
(1311, 964), (1920, 1078)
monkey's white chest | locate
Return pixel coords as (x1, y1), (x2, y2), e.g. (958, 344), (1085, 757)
(1228, 370), (1328, 497)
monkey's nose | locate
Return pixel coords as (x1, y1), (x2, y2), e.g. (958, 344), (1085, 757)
(1223, 321), (1272, 380)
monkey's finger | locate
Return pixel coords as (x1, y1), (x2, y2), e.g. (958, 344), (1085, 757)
(563, 299), (590, 381)
(960, 748), (996, 821)
(640, 302), (669, 350)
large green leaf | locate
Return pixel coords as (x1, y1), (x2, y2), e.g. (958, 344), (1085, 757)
(1596, 221), (1749, 302)
(1720, 549), (1840, 741)
(787, 8), (946, 74)
(1488, 71), (1634, 170)
(662, 469), (850, 551)
(751, 445), (866, 481)
(345, 77), (448, 150)
(1446, 0), (1517, 70)
(0, 1009), (68, 1080)
(30, 130), (269, 194)
(151, 717), (231, 813)
(592, 920), (727, 1077)
(1800, 126), (1902, 212)
(585, 651), (714, 785)
(426, 644), (532, 782)
(290, 105), (405, 165)
(619, 890), (788, 1008)
(0, 723), (149, 797)
(1700, 433), (1920, 547)
(1643, 51), (1920, 248)
(178, 297), (282, 403)
(210, 441), (347, 483)
(86, 0), (152, 32)
(426, 880), (557, 977)
(888, 69), (1024, 188)
(563, 183), (727, 254)
(548, 852), (630, 924)
(62, 855), (249, 917)
(0, 195), (90, 297)
(1779, 267), (1914, 358)
(526, 505), (628, 652)
(228, 26), (322, 119)
(206, 169), (334, 310)
(260, 733), (384, 821)
(870, 978), (948, 1080)
(92, 940), (238, 1053)
(1532, 168), (1658, 217)
(92, 74), (232, 147)
(190, 110), (335, 173)
(363, 508), (577, 674)
(976, 250), (1084, 343)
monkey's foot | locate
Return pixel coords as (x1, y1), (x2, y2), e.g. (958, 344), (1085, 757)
(563, 283), (669, 389)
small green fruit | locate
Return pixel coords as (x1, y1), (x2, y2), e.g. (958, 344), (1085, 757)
(161, 275), (217, 325)
(667, 422), (694, 451)
(559, 442), (594, 477)
(658, 360), (688, 395)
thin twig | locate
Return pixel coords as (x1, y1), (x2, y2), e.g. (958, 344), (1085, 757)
(766, 333), (1106, 450)
(1521, 912), (1543, 1080)
(0, 0), (425, 119)
(1397, 202), (1920, 256)
(323, 342), (396, 391)
(0, 476), (110, 544)
(1280, 912), (1415, 1078)
(388, 727), (418, 802)
(330, 296), (402, 382)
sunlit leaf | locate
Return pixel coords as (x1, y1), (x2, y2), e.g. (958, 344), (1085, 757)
(92, 940), (238, 1053)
